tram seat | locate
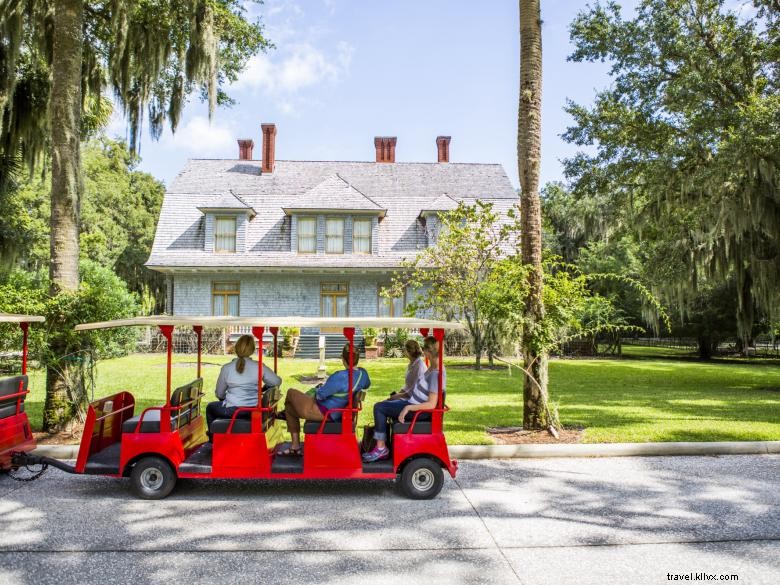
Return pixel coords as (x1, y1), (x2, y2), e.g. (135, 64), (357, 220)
(0, 376), (27, 419)
(392, 411), (437, 435)
(303, 390), (366, 435)
(392, 421), (433, 434)
(122, 380), (201, 433)
(210, 385), (280, 435)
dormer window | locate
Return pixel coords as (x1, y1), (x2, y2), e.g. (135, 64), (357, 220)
(297, 216), (317, 253)
(353, 218), (372, 254)
(325, 217), (344, 254)
(215, 216), (237, 252)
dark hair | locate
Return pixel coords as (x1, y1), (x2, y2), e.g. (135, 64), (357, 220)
(341, 343), (360, 366)
(404, 339), (423, 359)
(423, 336), (439, 358)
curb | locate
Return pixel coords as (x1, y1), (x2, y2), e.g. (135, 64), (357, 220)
(448, 441), (780, 459)
(33, 441), (780, 461)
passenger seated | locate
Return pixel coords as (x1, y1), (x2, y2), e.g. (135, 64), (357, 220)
(278, 344), (370, 456)
(387, 340), (426, 400)
(206, 335), (282, 440)
(362, 336), (445, 463)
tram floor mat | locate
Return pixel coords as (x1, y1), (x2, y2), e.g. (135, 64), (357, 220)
(179, 443), (213, 474)
(84, 442), (121, 475)
(271, 452), (304, 474)
(361, 459), (395, 474)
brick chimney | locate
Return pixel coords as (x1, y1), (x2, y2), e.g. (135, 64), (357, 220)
(436, 136), (451, 163)
(237, 139), (254, 160)
(261, 123), (277, 173)
(374, 136), (397, 163)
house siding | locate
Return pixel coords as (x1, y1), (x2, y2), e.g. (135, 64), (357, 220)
(172, 272), (397, 318)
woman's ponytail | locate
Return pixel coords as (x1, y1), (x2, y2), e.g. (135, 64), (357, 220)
(234, 335), (256, 374)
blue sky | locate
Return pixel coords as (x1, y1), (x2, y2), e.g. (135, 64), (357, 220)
(119, 0), (630, 189)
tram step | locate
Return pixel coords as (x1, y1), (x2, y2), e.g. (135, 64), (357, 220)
(84, 443), (121, 475)
(362, 459), (395, 474)
(179, 443), (213, 474)
(271, 452), (304, 474)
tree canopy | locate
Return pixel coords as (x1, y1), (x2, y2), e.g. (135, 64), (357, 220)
(563, 0), (780, 349)
(0, 0), (270, 170)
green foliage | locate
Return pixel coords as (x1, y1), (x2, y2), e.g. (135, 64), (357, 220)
(0, 259), (139, 359)
(0, 0), (271, 165)
(381, 329), (410, 357)
(391, 201), (516, 367)
(564, 0), (780, 348)
(0, 136), (166, 309)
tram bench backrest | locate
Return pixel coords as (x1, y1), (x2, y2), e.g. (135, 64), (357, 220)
(121, 378), (204, 433)
(0, 376), (28, 419)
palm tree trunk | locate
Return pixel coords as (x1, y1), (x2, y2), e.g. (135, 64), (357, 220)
(518, 0), (548, 429)
(44, 0), (83, 432)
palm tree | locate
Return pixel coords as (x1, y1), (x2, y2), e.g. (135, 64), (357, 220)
(518, 0), (548, 428)
(1, 0), (269, 431)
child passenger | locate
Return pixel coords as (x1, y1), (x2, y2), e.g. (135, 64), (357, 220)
(362, 336), (445, 462)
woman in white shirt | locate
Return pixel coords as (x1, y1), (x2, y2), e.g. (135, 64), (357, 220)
(206, 335), (282, 439)
(387, 339), (427, 400)
(363, 337), (443, 462)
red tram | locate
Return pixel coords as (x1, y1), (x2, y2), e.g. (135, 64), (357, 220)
(12, 316), (460, 499)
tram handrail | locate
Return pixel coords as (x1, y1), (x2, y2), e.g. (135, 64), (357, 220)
(2, 387), (29, 416)
(314, 404), (364, 434)
(131, 393), (205, 433)
(397, 405), (450, 435)
(93, 403), (135, 423)
(225, 405), (275, 433)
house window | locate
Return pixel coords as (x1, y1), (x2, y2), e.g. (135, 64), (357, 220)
(353, 218), (372, 254)
(214, 217), (237, 253)
(297, 216), (317, 253)
(325, 218), (344, 254)
(321, 282), (348, 317)
(378, 285), (405, 317)
(212, 282), (240, 316)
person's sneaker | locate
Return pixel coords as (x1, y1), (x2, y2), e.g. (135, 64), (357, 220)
(362, 446), (390, 462)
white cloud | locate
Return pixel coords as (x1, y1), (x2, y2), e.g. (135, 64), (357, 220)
(164, 116), (235, 156)
(234, 42), (353, 94)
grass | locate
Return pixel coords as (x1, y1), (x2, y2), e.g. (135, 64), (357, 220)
(21, 348), (780, 445)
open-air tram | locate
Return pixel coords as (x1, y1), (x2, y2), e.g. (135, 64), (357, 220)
(9, 316), (461, 499)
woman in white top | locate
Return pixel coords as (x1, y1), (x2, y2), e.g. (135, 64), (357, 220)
(387, 339), (427, 400)
(363, 337), (444, 462)
(206, 335), (282, 439)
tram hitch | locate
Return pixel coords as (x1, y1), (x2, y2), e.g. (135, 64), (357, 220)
(11, 451), (77, 476)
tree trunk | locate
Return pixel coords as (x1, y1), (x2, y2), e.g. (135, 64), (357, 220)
(44, 0), (84, 432)
(519, 0), (548, 429)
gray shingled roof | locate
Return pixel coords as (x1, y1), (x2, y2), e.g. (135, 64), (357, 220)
(197, 191), (256, 217)
(147, 159), (517, 270)
(282, 173), (385, 215)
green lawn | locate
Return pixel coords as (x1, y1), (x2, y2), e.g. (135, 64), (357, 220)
(22, 350), (780, 444)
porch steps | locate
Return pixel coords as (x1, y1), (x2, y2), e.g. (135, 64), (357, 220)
(295, 331), (366, 359)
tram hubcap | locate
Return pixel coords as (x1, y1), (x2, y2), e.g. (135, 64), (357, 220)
(411, 468), (434, 492)
(140, 467), (164, 491)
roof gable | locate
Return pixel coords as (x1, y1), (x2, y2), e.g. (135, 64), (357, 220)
(282, 173), (385, 215)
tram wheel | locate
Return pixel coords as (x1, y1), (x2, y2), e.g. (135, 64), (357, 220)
(399, 458), (443, 500)
(130, 456), (177, 500)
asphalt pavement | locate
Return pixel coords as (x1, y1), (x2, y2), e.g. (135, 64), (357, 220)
(0, 455), (778, 585)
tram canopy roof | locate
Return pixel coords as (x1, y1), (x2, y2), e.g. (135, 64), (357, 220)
(0, 313), (46, 324)
(74, 315), (464, 332)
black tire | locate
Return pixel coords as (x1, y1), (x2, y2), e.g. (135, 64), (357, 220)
(130, 456), (177, 500)
(398, 458), (444, 500)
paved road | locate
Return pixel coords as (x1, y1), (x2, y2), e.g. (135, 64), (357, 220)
(1, 455), (778, 585)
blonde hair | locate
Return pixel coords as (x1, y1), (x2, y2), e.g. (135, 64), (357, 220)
(234, 335), (255, 374)
(404, 339), (423, 360)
